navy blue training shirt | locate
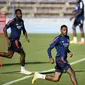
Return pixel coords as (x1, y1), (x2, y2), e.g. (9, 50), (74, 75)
(6, 18), (26, 40)
(47, 35), (70, 60)
(75, 0), (84, 21)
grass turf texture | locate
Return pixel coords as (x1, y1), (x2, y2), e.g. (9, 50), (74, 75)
(0, 34), (85, 85)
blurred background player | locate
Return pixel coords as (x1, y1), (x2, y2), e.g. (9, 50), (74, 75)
(70, 0), (84, 44)
(0, 9), (32, 75)
(32, 25), (78, 85)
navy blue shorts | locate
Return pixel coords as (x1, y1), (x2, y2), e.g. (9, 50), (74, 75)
(55, 57), (71, 73)
(73, 19), (83, 28)
(8, 40), (24, 53)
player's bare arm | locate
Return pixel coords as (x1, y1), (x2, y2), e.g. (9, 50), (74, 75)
(70, 10), (75, 20)
(24, 32), (30, 43)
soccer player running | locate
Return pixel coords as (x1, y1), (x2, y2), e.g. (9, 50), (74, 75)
(70, 0), (84, 44)
(0, 9), (32, 75)
(32, 25), (78, 85)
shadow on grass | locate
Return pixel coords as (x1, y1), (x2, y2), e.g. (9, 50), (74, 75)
(0, 69), (85, 75)
(2, 61), (50, 66)
(0, 70), (20, 74)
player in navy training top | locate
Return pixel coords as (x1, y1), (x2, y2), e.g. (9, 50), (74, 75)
(70, 0), (84, 44)
(0, 9), (32, 75)
(32, 25), (78, 85)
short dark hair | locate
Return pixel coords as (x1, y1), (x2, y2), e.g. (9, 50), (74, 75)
(15, 9), (22, 14)
(61, 25), (68, 30)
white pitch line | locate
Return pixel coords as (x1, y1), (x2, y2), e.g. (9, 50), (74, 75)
(2, 75), (33, 85)
(70, 58), (85, 65)
(2, 58), (85, 85)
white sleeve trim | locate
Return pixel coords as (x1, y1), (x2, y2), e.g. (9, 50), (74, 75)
(80, 2), (83, 9)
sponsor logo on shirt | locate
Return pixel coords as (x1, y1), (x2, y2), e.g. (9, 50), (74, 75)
(62, 39), (69, 47)
(17, 26), (22, 29)
(16, 23), (22, 29)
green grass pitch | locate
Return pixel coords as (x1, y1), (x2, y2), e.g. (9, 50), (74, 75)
(0, 34), (85, 85)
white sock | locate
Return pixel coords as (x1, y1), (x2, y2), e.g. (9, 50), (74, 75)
(73, 37), (77, 41)
(81, 38), (84, 42)
(37, 73), (46, 79)
(21, 66), (25, 71)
